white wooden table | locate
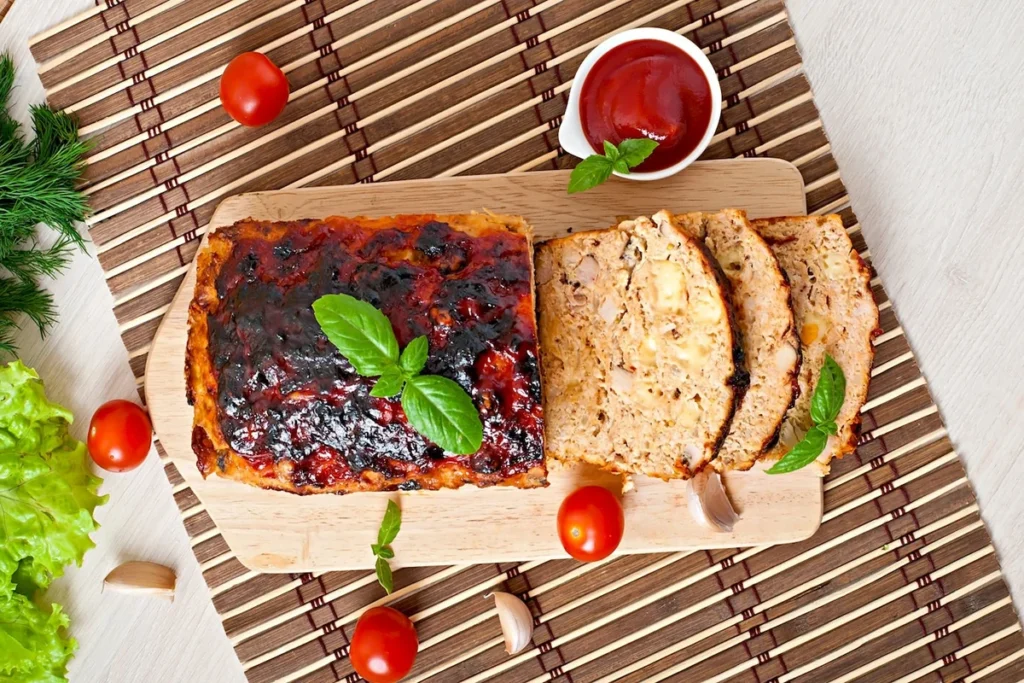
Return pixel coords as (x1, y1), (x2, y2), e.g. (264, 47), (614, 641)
(2, 1), (1022, 681)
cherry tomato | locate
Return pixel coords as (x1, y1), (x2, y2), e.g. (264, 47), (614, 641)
(87, 400), (152, 472)
(219, 52), (289, 127)
(350, 607), (418, 683)
(557, 486), (625, 562)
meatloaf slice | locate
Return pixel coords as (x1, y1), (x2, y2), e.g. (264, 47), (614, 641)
(536, 214), (745, 480)
(659, 209), (800, 471)
(752, 215), (879, 474)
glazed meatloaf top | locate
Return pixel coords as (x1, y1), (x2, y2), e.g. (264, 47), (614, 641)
(186, 214), (546, 494)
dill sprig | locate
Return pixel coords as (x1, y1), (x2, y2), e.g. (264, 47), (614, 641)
(0, 53), (91, 354)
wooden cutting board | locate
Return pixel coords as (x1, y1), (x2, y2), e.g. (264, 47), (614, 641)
(145, 159), (819, 572)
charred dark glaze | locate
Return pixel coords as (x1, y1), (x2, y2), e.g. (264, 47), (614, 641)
(206, 217), (543, 490)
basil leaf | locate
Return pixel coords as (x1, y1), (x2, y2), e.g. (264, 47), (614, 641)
(821, 420), (839, 436)
(766, 426), (829, 474)
(370, 367), (405, 398)
(376, 499), (401, 547)
(312, 294), (399, 376)
(399, 336), (429, 377)
(567, 155), (614, 194)
(371, 502), (399, 591)
(401, 375), (483, 454)
(612, 159), (629, 175)
(375, 556), (394, 594)
(810, 354), (846, 425)
(602, 140), (619, 160)
(616, 138), (659, 167)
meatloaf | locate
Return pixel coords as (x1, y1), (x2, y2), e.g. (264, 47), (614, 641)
(753, 215), (880, 474)
(186, 214), (546, 494)
(660, 209), (800, 471)
(536, 214), (746, 480)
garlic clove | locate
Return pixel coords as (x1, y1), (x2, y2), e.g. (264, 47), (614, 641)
(489, 591), (534, 655)
(687, 469), (740, 533)
(103, 561), (176, 601)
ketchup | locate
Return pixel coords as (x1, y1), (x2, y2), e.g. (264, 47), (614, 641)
(579, 39), (713, 172)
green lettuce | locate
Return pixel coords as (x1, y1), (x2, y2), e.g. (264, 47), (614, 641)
(0, 361), (106, 595)
(0, 592), (76, 683)
(0, 360), (105, 681)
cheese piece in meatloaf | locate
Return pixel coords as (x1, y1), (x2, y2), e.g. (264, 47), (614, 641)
(536, 215), (746, 480)
(186, 214), (546, 494)
(752, 215), (879, 474)
(659, 209), (800, 471)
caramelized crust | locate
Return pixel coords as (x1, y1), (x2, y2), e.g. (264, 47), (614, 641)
(186, 214), (546, 494)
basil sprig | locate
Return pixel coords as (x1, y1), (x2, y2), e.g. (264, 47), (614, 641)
(371, 500), (401, 594)
(767, 355), (847, 474)
(312, 293), (484, 455)
(567, 138), (659, 194)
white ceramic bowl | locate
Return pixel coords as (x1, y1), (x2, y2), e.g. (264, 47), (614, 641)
(559, 27), (722, 182)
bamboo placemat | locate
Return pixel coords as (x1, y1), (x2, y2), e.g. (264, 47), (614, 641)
(30, 0), (1024, 681)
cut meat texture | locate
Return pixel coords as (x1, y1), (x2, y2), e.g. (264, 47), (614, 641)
(659, 209), (800, 471)
(752, 215), (879, 474)
(536, 214), (745, 480)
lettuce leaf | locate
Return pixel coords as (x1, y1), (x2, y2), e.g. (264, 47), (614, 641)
(0, 361), (72, 455)
(0, 592), (75, 682)
(0, 361), (106, 595)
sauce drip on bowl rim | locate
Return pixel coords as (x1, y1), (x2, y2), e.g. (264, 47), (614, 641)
(579, 39), (714, 173)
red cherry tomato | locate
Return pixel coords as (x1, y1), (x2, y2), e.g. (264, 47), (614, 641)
(557, 486), (625, 562)
(219, 52), (289, 127)
(350, 607), (418, 683)
(87, 400), (152, 472)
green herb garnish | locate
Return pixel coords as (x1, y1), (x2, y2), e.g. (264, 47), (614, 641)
(767, 355), (846, 474)
(567, 138), (659, 194)
(0, 54), (91, 355)
(371, 500), (401, 594)
(312, 293), (484, 455)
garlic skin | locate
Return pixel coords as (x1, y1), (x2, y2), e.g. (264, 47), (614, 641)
(687, 469), (740, 533)
(103, 562), (176, 601)
(489, 591), (534, 655)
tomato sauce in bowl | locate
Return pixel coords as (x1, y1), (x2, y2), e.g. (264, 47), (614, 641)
(578, 39), (715, 173)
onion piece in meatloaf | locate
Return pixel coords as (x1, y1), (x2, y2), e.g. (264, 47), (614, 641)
(752, 215), (880, 474)
(536, 214), (746, 480)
